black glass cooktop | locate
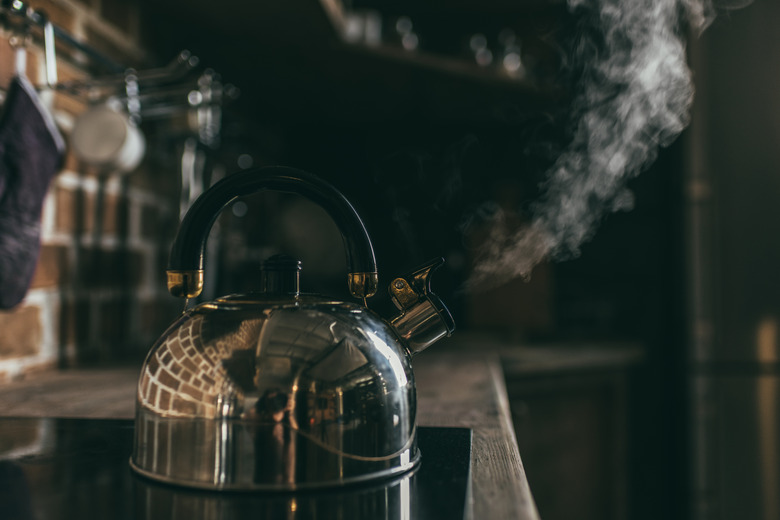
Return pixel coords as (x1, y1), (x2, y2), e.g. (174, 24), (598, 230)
(0, 418), (472, 520)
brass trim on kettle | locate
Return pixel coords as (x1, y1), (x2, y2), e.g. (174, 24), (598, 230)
(166, 269), (204, 298)
(348, 272), (379, 299)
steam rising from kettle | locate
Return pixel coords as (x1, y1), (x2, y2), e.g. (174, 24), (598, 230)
(466, 0), (751, 290)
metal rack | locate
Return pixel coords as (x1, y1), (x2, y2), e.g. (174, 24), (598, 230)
(0, 0), (238, 127)
(0, 0), (125, 73)
(0, 0), (240, 210)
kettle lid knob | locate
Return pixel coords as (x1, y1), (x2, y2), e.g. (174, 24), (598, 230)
(260, 254), (301, 295)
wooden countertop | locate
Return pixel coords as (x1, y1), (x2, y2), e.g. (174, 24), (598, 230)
(414, 350), (540, 520)
(0, 342), (543, 519)
(445, 332), (644, 376)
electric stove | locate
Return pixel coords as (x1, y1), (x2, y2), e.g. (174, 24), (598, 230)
(0, 418), (472, 519)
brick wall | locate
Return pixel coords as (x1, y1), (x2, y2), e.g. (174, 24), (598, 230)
(0, 0), (181, 382)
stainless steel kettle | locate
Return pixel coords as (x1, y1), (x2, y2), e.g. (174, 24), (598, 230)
(130, 166), (455, 490)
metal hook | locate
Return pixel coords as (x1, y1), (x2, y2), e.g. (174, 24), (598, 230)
(37, 9), (57, 88)
(9, 36), (26, 76)
(5, 2), (31, 76)
(53, 50), (201, 98)
(124, 69), (142, 125)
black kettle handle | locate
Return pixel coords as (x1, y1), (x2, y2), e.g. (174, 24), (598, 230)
(167, 166), (378, 299)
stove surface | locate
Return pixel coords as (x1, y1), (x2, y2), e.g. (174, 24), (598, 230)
(0, 417), (471, 520)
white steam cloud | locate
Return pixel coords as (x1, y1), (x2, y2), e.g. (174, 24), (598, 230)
(467, 0), (722, 289)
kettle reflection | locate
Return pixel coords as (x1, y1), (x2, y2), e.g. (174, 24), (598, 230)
(251, 387), (297, 485)
(134, 467), (417, 520)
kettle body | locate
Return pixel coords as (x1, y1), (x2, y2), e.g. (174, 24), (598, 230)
(130, 166), (454, 490)
(132, 295), (418, 490)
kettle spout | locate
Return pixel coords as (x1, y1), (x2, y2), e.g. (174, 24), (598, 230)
(389, 258), (455, 355)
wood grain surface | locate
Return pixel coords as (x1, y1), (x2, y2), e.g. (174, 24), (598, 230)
(0, 348), (540, 519)
(415, 351), (540, 520)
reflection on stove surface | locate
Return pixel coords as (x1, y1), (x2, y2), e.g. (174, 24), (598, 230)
(136, 467), (417, 520)
(0, 418), (471, 520)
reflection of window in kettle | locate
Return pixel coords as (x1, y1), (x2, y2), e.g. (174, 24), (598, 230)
(307, 391), (338, 423)
(357, 380), (377, 394)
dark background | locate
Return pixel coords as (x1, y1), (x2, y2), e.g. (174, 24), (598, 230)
(134, 1), (774, 519)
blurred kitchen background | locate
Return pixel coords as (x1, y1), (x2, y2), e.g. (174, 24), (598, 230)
(0, 0), (776, 519)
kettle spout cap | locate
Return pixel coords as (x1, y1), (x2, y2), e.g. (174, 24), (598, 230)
(389, 258), (455, 355)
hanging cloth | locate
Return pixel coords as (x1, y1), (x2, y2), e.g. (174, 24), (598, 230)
(0, 75), (65, 309)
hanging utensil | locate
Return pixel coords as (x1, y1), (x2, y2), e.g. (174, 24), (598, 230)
(33, 9), (56, 110)
(69, 97), (146, 173)
(41, 11), (56, 87)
